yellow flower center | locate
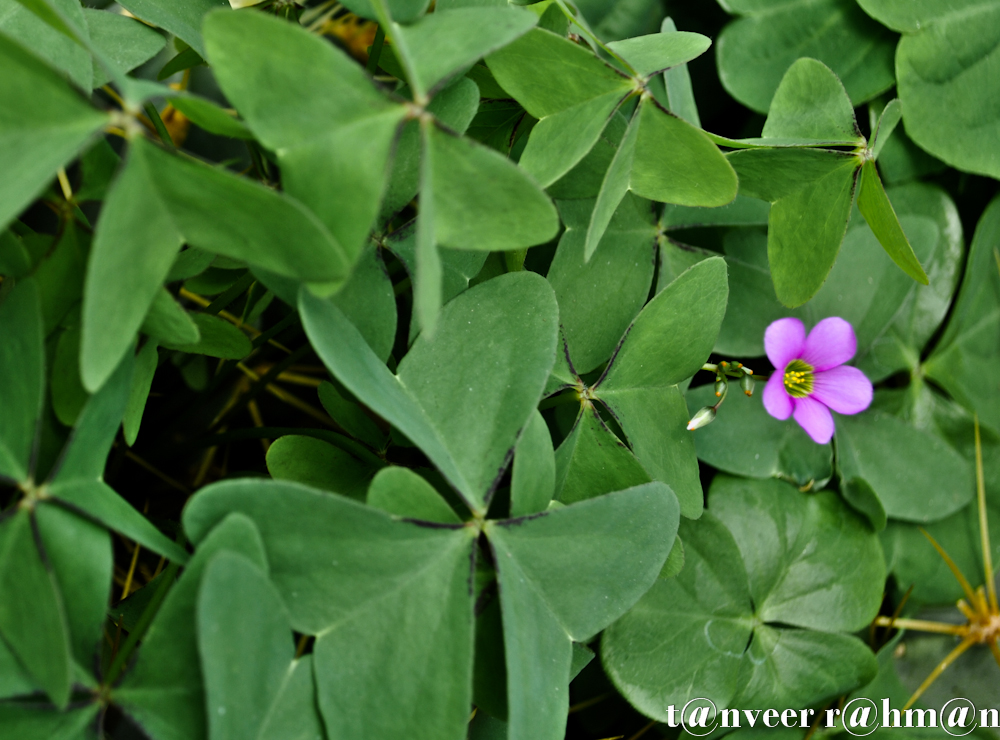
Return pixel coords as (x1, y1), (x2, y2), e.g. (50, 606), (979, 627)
(783, 359), (814, 398)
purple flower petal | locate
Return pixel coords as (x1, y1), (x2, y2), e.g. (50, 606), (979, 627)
(762, 373), (793, 420)
(765, 317), (806, 372)
(793, 396), (835, 444)
(801, 317), (856, 371)
(811, 365), (873, 415)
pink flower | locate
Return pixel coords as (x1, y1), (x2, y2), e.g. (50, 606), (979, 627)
(762, 317), (873, 444)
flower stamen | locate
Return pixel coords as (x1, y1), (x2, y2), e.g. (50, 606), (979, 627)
(783, 359), (814, 398)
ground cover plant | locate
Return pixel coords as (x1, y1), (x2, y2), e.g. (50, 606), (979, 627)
(0, 0), (999, 738)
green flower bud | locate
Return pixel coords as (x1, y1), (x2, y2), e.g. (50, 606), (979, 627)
(740, 373), (755, 396)
(714, 378), (727, 398)
(686, 406), (717, 431)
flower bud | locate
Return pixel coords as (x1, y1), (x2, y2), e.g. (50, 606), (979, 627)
(686, 406), (717, 431)
(740, 373), (755, 396)
(714, 378), (727, 398)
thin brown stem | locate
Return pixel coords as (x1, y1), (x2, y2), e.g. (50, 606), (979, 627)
(974, 416), (998, 613)
(919, 528), (981, 607)
(873, 616), (966, 636)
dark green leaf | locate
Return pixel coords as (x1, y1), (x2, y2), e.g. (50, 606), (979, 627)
(160, 313), (252, 359)
(857, 159), (928, 285)
(510, 409), (555, 517)
(0, 278), (44, 483)
(366, 465), (461, 523)
(266, 435), (380, 501)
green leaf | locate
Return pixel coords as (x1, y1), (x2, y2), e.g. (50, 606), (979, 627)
(340, 0), (429, 23)
(869, 98), (901, 160)
(606, 29), (711, 78)
(0, 278), (44, 483)
(867, 0), (1000, 179)
(317, 381), (386, 450)
(603, 513), (753, 716)
(51, 323), (88, 429)
(35, 222), (85, 335)
(924, 191), (1000, 423)
(266, 435), (380, 501)
(168, 95), (253, 140)
(124, 340), (158, 446)
(141, 288), (202, 347)
(547, 194), (656, 375)
(397, 7), (537, 95)
(660, 17), (700, 127)
(259, 655), (326, 740)
(203, 9), (404, 259)
(857, 159), (929, 285)
(486, 482), (679, 740)
(584, 108), (640, 260)
(710, 476), (884, 632)
(553, 405), (651, 504)
(510, 409), (555, 517)
(0, 511), (72, 708)
(727, 148), (856, 202)
(116, 0), (228, 57)
(82, 137), (345, 391)
(630, 97), (738, 207)
(716, 0), (895, 114)
(0, 0), (91, 89)
(0, 703), (99, 740)
(328, 243), (398, 363)
(197, 552), (294, 740)
(767, 158), (858, 307)
(687, 382), (833, 488)
(0, 32), (106, 233)
(762, 57), (861, 140)
(160, 313), (252, 359)
(486, 27), (633, 121)
(836, 406), (974, 523)
(599, 257), (729, 392)
(118, 513), (268, 740)
(34, 502), (110, 668)
(85, 8), (166, 88)
(598, 386), (704, 518)
(302, 271), (558, 514)
(429, 123), (559, 250)
(366, 465), (461, 523)
(182, 479), (477, 740)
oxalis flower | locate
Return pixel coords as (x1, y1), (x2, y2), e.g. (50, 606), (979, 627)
(762, 317), (873, 444)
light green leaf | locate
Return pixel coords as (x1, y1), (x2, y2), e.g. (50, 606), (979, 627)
(259, 656), (325, 740)
(0, 278), (44, 484)
(82, 137), (345, 391)
(429, 123), (559, 251)
(0, 511), (72, 708)
(584, 108), (639, 260)
(197, 552), (293, 740)
(548, 194), (656, 375)
(687, 382), (832, 487)
(870, 98), (901, 160)
(116, 0), (228, 57)
(414, 120), (442, 334)
(0, 32), (106, 233)
(599, 257), (729, 392)
(340, 0), (429, 23)
(857, 159), (928, 285)
(727, 148), (856, 202)
(486, 482), (679, 740)
(203, 9), (404, 259)
(510, 409), (555, 517)
(329, 243), (397, 363)
(366, 466), (461, 523)
(118, 513), (268, 740)
(553, 405), (650, 505)
(182, 479), (476, 740)
(85, 8), (165, 88)
(717, 0), (895, 114)
(397, 6), (537, 95)
(266, 435), (380, 501)
(607, 29), (711, 78)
